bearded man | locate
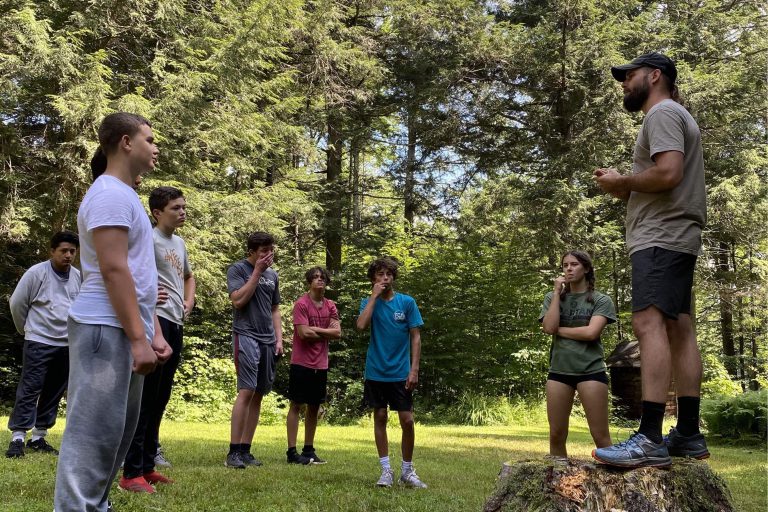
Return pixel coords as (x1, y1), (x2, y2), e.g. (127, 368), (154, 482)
(592, 52), (708, 468)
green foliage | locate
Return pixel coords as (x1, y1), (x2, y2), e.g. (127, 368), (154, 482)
(701, 390), (768, 444)
(165, 336), (289, 424)
(428, 393), (548, 427)
(324, 377), (365, 425)
(701, 353), (744, 398)
(0, 0), (764, 417)
(454, 392), (515, 426)
(164, 336), (236, 422)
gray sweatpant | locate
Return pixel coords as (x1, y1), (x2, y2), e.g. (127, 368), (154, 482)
(54, 320), (144, 512)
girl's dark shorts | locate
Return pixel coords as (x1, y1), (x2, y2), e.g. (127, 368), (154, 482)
(547, 371), (609, 389)
(364, 379), (413, 411)
(631, 247), (697, 319)
(288, 364), (328, 405)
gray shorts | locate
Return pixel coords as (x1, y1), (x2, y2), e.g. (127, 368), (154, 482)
(233, 333), (278, 394)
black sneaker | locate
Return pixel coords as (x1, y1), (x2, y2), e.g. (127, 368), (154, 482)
(301, 450), (327, 464)
(241, 452), (263, 466)
(225, 451), (246, 469)
(5, 439), (24, 458)
(664, 427), (710, 459)
(26, 437), (59, 455)
(286, 449), (311, 465)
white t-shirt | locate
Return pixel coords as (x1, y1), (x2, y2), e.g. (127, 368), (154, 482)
(69, 175), (158, 342)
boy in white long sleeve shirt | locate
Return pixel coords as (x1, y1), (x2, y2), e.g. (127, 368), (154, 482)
(6, 231), (81, 458)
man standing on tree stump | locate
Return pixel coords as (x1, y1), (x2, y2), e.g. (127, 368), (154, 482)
(592, 52), (709, 468)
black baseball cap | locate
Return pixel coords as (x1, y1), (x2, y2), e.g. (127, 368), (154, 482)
(611, 52), (677, 83)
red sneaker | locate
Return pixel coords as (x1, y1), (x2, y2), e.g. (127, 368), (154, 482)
(118, 475), (155, 493)
(143, 470), (174, 485)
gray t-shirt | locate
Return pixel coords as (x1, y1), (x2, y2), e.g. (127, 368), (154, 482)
(154, 227), (191, 325)
(227, 260), (280, 344)
(626, 99), (706, 256)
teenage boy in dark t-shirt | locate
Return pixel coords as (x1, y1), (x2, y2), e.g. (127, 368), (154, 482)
(356, 257), (426, 489)
(286, 266), (341, 465)
(225, 232), (282, 468)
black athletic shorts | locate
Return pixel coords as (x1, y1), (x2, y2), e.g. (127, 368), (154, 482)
(288, 364), (328, 405)
(631, 247), (697, 319)
(363, 379), (413, 411)
(547, 371), (609, 389)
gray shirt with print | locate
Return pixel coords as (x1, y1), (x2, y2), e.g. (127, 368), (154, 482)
(227, 260), (280, 344)
(154, 227), (191, 325)
(626, 99), (706, 256)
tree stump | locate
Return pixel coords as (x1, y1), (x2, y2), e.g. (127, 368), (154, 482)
(484, 458), (734, 512)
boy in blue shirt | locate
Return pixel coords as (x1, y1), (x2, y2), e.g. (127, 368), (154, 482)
(356, 257), (426, 488)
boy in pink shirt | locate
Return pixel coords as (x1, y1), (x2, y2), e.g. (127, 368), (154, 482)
(286, 267), (341, 464)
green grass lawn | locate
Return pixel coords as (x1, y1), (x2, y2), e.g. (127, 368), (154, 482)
(1, 416), (765, 511)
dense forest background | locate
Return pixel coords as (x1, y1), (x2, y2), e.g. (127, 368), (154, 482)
(1, 0), (765, 421)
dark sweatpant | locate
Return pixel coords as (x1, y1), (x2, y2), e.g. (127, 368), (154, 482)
(123, 317), (183, 478)
(8, 339), (69, 432)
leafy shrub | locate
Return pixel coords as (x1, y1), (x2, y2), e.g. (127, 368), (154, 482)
(418, 395), (547, 426)
(164, 336), (236, 422)
(454, 392), (514, 426)
(163, 336), (285, 424)
(701, 354), (742, 398)
(701, 390), (767, 444)
(324, 378), (366, 425)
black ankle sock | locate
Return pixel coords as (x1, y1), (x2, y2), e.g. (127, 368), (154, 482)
(302, 444), (314, 453)
(229, 443), (238, 454)
(241, 443), (251, 454)
(676, 396), (701, 436)
(287, 446), (297, 455)
(638, 401), (666, 444)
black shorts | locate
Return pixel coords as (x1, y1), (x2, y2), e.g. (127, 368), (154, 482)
(547, 371), (608, 389)
(288, 364), (328, 405)
(631, 247), (697, 319)
(363, 379), (413, 411)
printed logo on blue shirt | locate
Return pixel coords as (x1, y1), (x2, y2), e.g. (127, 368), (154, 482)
(393, 310), (406, 322)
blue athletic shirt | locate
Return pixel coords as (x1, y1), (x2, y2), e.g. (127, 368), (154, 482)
(360, 292), (423, 381)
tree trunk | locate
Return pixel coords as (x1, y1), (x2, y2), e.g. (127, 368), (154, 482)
(404, 110), (416, 229)
(717, 241), (737, 377)
(486, 458), (734, 512)
(612, 248), (623, 342)
(350, 135), (361, 232)
(324, 114), (343, 281)
(747, 249), (760, 390)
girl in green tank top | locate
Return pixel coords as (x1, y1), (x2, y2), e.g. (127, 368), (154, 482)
(540, 250), (616, 459)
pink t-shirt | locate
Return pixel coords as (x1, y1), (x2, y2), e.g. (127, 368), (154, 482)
(291, 294), (339, 369)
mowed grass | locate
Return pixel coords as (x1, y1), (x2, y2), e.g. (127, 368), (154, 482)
(1, 416), (765, 512)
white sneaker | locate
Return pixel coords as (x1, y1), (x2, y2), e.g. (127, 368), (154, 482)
(154, 452), (171, 467)
(376, 468), (395, 487)
(399, 470), (428, 488)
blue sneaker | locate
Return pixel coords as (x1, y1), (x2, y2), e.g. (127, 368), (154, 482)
(592, 432), (672, 468)
(664, 427), (710, 459)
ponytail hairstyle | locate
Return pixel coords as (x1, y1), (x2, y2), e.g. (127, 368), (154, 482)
(560, 250), (596, 304)
(90, 113), (151, 181)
